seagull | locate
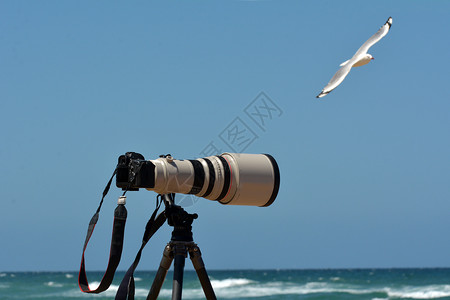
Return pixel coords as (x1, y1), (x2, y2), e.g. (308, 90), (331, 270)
(316, 17), (393, 98)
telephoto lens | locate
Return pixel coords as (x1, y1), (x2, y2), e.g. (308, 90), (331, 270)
(117, 152), (280, 207)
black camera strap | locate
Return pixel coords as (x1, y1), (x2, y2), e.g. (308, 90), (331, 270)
(115, 195), (166, 300)
(78, 169), (128, 294)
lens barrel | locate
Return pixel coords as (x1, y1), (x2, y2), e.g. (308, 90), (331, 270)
(148, 153), (279, 207)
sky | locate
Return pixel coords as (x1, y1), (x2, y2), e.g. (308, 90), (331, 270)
(1, 1), (449, 272)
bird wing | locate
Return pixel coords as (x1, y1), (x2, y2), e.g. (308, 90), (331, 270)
(316, 62), (353, 98)
(353, 17), (392, 57)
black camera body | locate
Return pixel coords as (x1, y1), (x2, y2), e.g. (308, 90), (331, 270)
(116, 152), (155, 191)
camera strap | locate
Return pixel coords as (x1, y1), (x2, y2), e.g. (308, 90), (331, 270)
(115, 195), (166, 300)
(78, 168), (128, 294)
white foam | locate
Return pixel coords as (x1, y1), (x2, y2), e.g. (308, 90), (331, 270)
(87, 281), (101, 290)
(210, 278), (255, 289)
(209, 281), (377, 298)
(385, 285), (450, 299)
(61, 285), (166, 298)
(45, 281), (64, 288)
(165, 280), (369, 299)
(330, 276), (341, 281)
(168, 283), (450, 300)
(65, 273), (74, 279)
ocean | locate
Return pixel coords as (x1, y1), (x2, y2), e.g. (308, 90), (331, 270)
(1, 269), (450, 299)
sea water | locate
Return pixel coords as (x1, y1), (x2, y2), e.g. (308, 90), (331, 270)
(1, 269), (450, 299)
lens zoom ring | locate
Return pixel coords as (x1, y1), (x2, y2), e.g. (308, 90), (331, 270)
(188, 160), (205, 194)
(198, 158), (215, 198)
(215, 156), (231, 201)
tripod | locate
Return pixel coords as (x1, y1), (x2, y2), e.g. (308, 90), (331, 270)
(147, 195), (217, 300)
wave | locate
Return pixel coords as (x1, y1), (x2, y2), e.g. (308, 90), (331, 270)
(45, 281), (64, 288)
(60, 283), (152, 298)
(210, 278), (255, 289)
(0, 283), (9, 289)
(385, 285), (450, 299)
(32, 278), (450, 299)
(198, 280), (450, 299)
(208, 281), (373, 298)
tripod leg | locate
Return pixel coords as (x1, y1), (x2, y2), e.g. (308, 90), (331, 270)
(147, 244), (173, 300)
(189, 245), (217, 300)
(172, 243), (187, 300)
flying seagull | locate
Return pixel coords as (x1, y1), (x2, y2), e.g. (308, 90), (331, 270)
(316, 17), (393, 98)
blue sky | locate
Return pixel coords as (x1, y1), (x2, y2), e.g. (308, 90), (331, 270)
(1, 1), (449, 272)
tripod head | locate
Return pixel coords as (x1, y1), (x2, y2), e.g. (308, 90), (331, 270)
(161, 194), (198, 242)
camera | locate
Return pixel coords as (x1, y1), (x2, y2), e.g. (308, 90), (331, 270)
(116, 152), (280, 207)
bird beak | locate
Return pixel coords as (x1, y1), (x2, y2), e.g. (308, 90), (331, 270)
(371, 57), (375, 60)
